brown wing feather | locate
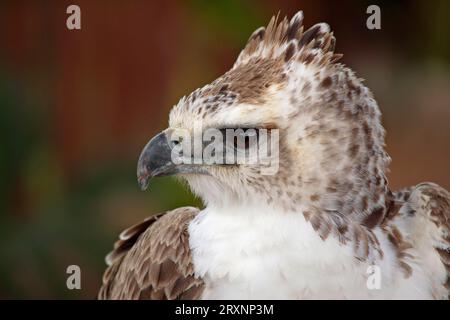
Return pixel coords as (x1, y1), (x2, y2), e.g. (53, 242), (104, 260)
(415, 183), (450, 296)
(98, 207), (204, 300)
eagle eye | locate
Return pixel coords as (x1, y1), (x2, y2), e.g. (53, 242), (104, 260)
(219, 128), (259, 151)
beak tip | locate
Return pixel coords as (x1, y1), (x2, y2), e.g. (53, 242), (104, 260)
(138, 175), (150, 191)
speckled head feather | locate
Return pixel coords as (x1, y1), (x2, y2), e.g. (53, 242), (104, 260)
(168, 10), (391, 261)
(101, 10), (450, 300)
(234, 11), (340, 68)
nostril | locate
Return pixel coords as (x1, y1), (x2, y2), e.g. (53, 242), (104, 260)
(170, 137), (183, 148)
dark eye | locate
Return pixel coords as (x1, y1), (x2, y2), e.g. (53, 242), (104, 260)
(241, 129), (258, 150)
(220, 128), (259, 150)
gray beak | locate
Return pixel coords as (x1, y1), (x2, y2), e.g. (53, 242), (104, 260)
(137, 131), (177, 191)
(137, 130), (208, 191)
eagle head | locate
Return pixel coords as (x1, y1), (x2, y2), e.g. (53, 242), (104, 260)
(138, 11), (391, 222)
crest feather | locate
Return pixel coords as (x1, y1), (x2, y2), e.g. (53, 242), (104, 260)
(234, 11), (342, 68)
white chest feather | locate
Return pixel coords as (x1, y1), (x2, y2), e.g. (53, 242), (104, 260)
(188, 206), (440, 299)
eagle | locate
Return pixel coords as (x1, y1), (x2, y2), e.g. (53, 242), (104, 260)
(98, 11), (450, 299)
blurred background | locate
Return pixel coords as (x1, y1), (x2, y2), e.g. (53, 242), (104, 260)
(0, 0), (449, 299)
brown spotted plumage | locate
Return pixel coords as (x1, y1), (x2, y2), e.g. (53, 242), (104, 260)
(100, 10), (450, 299)
(98, 207), (204, 300)
(393, 183), (450, 296)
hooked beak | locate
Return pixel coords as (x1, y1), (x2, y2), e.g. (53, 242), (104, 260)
(137, 130), (208, 191)
(137, 131), (177, 191)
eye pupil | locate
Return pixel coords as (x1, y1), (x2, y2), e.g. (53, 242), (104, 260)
(234, 136), (239, 149)
(231, 129), (259, 150)
(219, 128), (259, 151)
